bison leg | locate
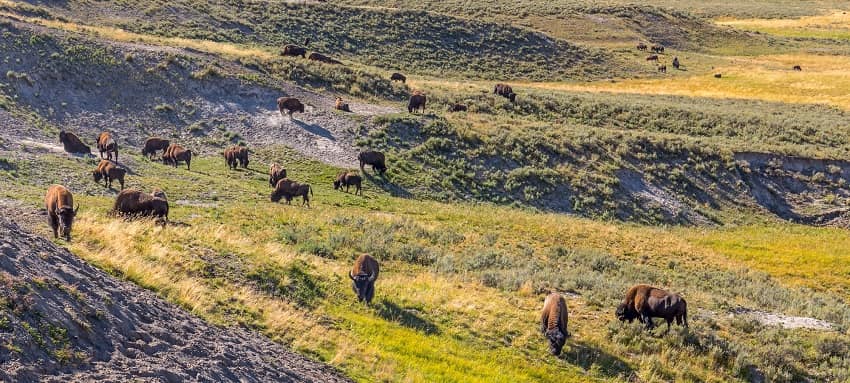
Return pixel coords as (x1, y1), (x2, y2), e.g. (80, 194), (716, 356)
(48, 214), (58, 239)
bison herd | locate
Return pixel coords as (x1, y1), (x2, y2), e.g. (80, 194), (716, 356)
(636, 42), (683, 74)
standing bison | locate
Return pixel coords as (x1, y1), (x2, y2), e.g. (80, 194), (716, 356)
(307, 52), (342, 65)
(672, 57), (680, 70)
(96, 131), (118, 161)
(390, 72), (406, 83)
(646, 55), (659, 61)
(636, 42), (647, 51)
(334, 171), (363, 195)
(271, 179), (313, 207)
(408, 93), (426, 114)
(112, 188), (169, 225)
(277, 97), (305, 119)
(358, 151), (387, 175)
(616, 284), (688, 333)
(651, 44), (665, 53)
(494, 83), (517, 102)
(162, 143), (192, 170)
(269, 163), (287, 188)
(224, 146), (249, 169)
(58, 131), (91, 155)
(142, 137), (170, 160)
(93, 159), (126, 190)
(335, 97), (352, 112)
(793, 65), (802, 71)
(282, 44), (307, 58)
(349, 254), (379, 305)
(540, 293), (570, 356)
(44, 184), (78, 241)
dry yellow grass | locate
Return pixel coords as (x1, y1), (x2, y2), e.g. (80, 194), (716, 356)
(717, 10), (850, 39)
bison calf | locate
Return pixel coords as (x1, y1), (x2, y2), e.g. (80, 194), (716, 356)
(358, 150), (387, 175)
(616, 284), (688, 333)
(540, 293), (570, 355)
(93, 159), (126, 190)
(45, 184), (78, 241)
(349, 254), (379, 305)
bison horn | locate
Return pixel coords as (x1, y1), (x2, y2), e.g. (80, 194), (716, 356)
(348, 271), (355, 280)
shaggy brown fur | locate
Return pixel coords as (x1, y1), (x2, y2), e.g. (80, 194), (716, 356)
(333, 171), (363, 195)
(96, 131), (118, 161)
(142, 137), (170, 160)
(358, 151), (386, 175)
(58, 131), (91, 155)
(282, 44), (307, 58)
(651, 44), (664, 53)
(714, 73), (722, 78)
(616, 284), (688, 333)
(540, 293), (569, 355)
(349, 254), (379, 304)
(672, 57), (680, 69)
(408, 93), (426, 114)
(447, 103), (467, 112)
(277, 97), (305, 118)
(224, 146), (249, 169)
(112, 189), (169, 225)
(646, 55), (659, 61)
(271, 179), (313, 207)
(793, 65), (802, 71)
(162, 144), (192, 170)
(93, 159), (126, 190)
(636, 42), (647, 51)
(44, 184), (78, 240)
(335, 97), (352, 112)
(390, 72), (406, 83)
(494, 84), (517, 102)
(307, 52), (342, 65)
(269, 163), (287, 188)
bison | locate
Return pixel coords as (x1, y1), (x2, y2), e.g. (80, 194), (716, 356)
(349, 254), (379, 305)
(96, 131), (118, 161)
(93, 159), (126, 190)
(646, 55), (659, 61)
(651, 44), (665, 53)
(390, 72), (406, 83)
(672, 57), (680, 70)
(334, 171), (363, 195)
(44, 184), (78, 241)
(282, 44), (307, 58)
(714, 73), (722, 78)
(793, 65), (802, 71)
(112, 188), (169, 225)
(224, 146), (249, 169)
(142, 137), (170, 160)
(447, 103), (468, 112)
(658, 65), (667, 73)
(636, 42), (647, 51)
(358, 150), (387, 175)
(162, 143), (192, 170)
(277, 97), (305, 119)
(335, 97), (352, 112)
(271, 178), (313, 207)
(408, 93), (426, 114)
(616, 284), (688, 333)
(307, 52), (342, 65)
(58, 131), (91, 155)
(269, 163), (287, 188)
(494, 84), (517, 102)
(540, 293), (570, 356)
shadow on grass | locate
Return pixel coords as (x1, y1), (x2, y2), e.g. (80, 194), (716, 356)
(375, 299), (440, 335)
(561, 341), (633, 379)
(363, 171), (412, 198)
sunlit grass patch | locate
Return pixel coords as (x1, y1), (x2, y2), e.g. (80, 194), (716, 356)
(718, 10), (850, 40)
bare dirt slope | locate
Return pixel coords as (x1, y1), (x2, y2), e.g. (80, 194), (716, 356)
(0, 217), (351, 383)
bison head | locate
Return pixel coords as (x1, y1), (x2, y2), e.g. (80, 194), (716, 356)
(57, 205), (78, 240)
(93, 170), (103, 183)
(333, 180), (341, 190)
(349, 271), (376, 303)
(616, 303), (638, 323)
(545, 328), (568, 356)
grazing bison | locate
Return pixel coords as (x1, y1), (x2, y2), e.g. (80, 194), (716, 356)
(358, 150), (387, 175)
(142, 137), (170, 160)
(334, 171), (363, 195)
(636, 42), (647, 51)
(93, 159), (126, 190)
(390, 72), (406, 83)
(44, 184), (78, 241)
(349, 254), (379, 304)
(646, 55), (659, 61)
(408, 93), (426, 113)
(447, 103), (468, 112)
(494, 83), (513, 96)
(224, 146), (249, 169)
(658, 65), (667, 73)
(162, 143), (192, 170)
(307, 52), (342, 65)
(96, 131), (118, 161)
(651, 45), (665, 53)
(335, 97), (352, 112)
(269, 163), (287, 188)
(282, 44), (307, 58)
(616, 284), (688, 333)
(540, 293), (570, 356)
(714, 73), (722, 78)
(793, 65), (802, 71)
(271, 178), (313, 207)
(672, 57), (680, 70)
(277, 97), (305, 119)
(112, 188), (169, 225)
(58, 131), (91, 155)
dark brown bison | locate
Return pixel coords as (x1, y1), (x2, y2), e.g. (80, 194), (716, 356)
(271, 179), (313, 207)
(390, 72), (406, 83)
(672, 57), (680, 69)
(45, 184), (78, 241)
(358, 150), (386, 175)
(112, 188), (169, 225)
(658, 65), (667, 73)
(447, 103), (468, 112)
(349, 254), (379, 304)
(714, 73), (722, 78)
(277, 97), (305, 119)
(651, 44), (665, 53)
(636, 42), (647, 51)
(58, 131), (91, 155)
(494, 84), (517, 102)
(793, 65), (802, 71)
(616, 284), (688, 333)
(335, 97), (352, 112)
(96, 131), (118, 161)
(408, 93), (426, 113)
(93, 159), (126, 190)
(540, 293), (570, 356)
(162, 143), (192, 170)
(307, 52), (342, 65)
(646, 55), (659, 61)
(142, 137), (170, 160)
(224, 146), (249, 169)
(334, 171), (363, 195)
(282, 44), (307, 58)
(269, 163), (287, 188)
